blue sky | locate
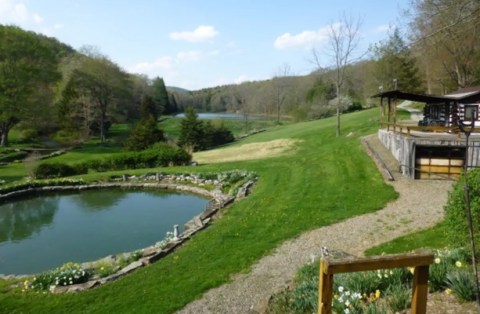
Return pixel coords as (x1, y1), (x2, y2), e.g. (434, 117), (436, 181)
(0, 0), (409, 90)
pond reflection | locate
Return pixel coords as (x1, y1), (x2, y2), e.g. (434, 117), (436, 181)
(0, 195), (58, 242)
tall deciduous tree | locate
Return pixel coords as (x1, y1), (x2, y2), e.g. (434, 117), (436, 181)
(371, 28), (423, 93)
(58, 48), (131, 142)
(272, 63), (292, 124)
(313, 14), (362, 137)
(0, 26), (60, 146)
(409, 0), (480, 92)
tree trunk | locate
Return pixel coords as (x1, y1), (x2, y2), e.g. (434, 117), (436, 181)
(100, 110), (106, 143)
(336, 84), (341, 137)
(0, 132), (8, 147)
(0, 123), (10, 147)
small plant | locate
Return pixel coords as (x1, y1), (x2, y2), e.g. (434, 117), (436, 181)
(385, 283), (411, 312)
(26, 262), (89, 291)
(95, 262), (116, 278)
(332, 285), (363, 314)
(53, 262), (89, 286)
(446, 270), (477, 302)
(429, 257), (449, 292)
(155, 231), (175, 248)
(27, 273), (56, 291)
(288, 278), (319, 313)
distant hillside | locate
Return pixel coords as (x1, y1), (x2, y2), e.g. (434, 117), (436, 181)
(167, 86), (190, 94)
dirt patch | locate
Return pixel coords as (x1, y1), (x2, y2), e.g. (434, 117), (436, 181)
(193, 139), (301, 164)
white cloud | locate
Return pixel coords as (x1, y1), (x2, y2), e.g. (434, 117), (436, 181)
(274, 24), (340, 50)
(130, 56), (175, 73)
(176, 50), (202, 62)
(0, 0), (44, 25)
(169, 25), (219, 43)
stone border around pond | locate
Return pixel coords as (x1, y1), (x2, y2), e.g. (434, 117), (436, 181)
(0, 174), (256, 293)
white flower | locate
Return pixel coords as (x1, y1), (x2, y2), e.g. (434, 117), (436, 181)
(345, 300), (350, 306)
(338, 286), (344, 292)
(345, 290), (350, 296)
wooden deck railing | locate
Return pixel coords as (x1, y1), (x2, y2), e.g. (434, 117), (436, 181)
(380, 122), (464, 137)
(318, 250), (434, 314)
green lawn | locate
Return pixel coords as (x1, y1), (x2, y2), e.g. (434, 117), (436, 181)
(159, 115), (286, 140)
(0, 109), (398, 313)
(364, 221), (449, 256)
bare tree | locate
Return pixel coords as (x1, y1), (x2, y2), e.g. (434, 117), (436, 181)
(313, 13), (362, 137)
(272, 63), (292, 124)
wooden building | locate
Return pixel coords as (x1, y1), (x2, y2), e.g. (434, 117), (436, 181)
(373, 87), (480, 180)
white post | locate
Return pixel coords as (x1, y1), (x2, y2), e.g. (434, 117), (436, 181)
(173, 224), (179, 240)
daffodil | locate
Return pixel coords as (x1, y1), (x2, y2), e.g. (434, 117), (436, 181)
(375, 289), (381, 299)
(434, 257), (441, 264)
(455, 261), (462, 268)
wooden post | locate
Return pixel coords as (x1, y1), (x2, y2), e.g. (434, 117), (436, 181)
(318, 251), (433, 314)
(411, 265), (429, 314)
(318, 259), (333, 314)
(387, 98), (391, 131)
(394, 95), (398, 125)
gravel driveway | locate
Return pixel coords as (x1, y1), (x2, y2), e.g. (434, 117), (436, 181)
(177, 134), (455, 314)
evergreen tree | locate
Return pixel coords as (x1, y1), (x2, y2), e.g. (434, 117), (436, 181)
(152, 77), (170, 115)
(140, 95), (158, 121)
(124, 95), (164, 151)
(178, 107), (204, 152)
(371, 28), (423, 92)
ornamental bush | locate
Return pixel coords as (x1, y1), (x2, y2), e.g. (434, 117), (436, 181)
(84, 143), (191, 172)
(444, 168), (480, 252)
(33, 162), (86, 179)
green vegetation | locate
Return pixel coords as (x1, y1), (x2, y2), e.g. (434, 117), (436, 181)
(0, 109), (398, 313)
(444, 169), (480, 251)
(177, 107), (235, 152)
(269, 247), (474, 313)
(364, 221), (449, 256)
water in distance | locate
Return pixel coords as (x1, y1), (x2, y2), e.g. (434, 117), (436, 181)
(0, 189), (208, 275)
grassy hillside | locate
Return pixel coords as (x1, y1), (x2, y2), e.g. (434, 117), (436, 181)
(0, 109), (397, 313)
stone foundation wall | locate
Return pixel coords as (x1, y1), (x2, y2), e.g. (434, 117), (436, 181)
(378, 129), (480, 179)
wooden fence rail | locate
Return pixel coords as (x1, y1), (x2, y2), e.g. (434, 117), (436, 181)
(318, 250), (434, 314)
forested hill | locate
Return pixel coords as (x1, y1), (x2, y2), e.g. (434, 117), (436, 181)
(1, 0), (479, 147)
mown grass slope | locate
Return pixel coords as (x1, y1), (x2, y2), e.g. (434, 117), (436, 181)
(0, 109), (397, 313)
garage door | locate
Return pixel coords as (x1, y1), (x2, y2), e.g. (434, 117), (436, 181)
(415, 146), (465, 180)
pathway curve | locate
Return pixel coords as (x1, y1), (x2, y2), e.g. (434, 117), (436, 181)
(178, 134), (454, 314)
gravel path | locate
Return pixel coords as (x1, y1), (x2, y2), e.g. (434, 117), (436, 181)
(178, 134), (454, 314)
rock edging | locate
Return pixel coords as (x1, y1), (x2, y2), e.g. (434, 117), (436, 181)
(0, 174), (257, 294)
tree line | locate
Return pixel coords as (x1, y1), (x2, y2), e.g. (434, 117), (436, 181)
(1, 0), (479, 146)
(0, 25), (175, 147)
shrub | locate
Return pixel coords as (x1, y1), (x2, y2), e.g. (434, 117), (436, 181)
(444, 169), (480, 251)
(33, 162), (86, 179)
(0, 150), (28, 163)
(72, 144), (191, 174)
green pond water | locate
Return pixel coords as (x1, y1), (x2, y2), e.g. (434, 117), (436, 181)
(0, 189), (209, 275)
